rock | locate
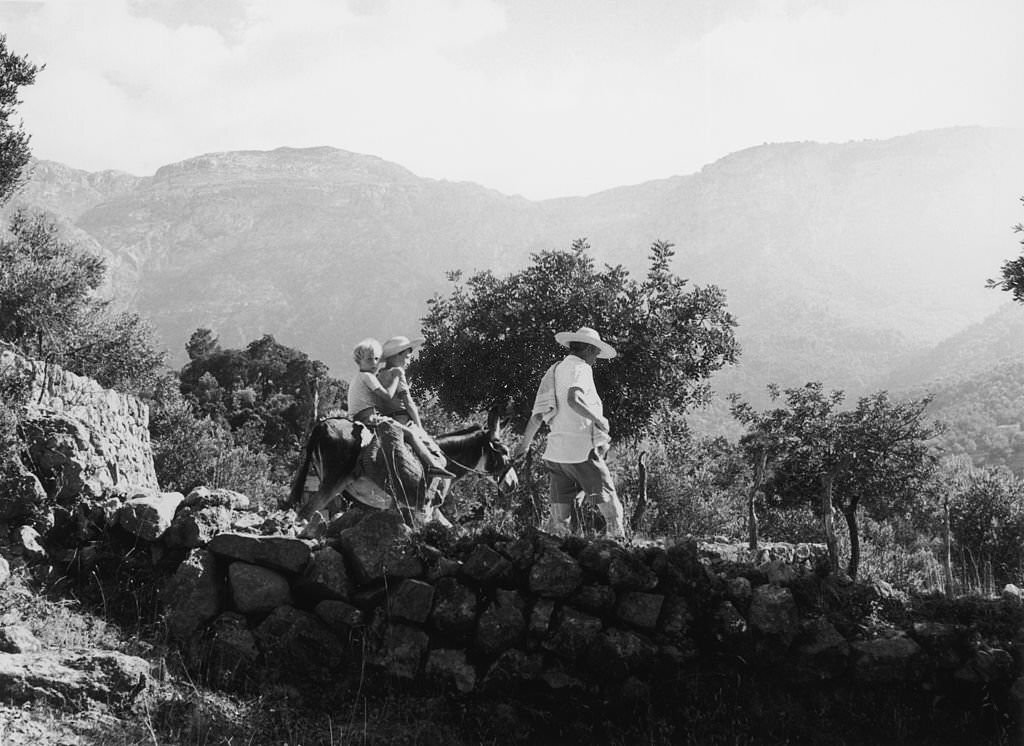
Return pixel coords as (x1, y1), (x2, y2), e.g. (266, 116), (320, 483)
(20, 414), (116, 501)
(911, 622), (966, 670)
(954, 647), (1014, 685)
(481, 649), (545, 692)
(616, 592), (664, 630)
(16, 525), (47, 562)
(164, 505), (234, 549)
(426, 648), (477, 693)
(659, 595), (694, 638)
(315, 600), (365, 630)
(296, 546), (351, 602)
(183, 486), (250, 511)
(388, 579), (436, 624)
(462, 544), (514, 585)
(576, 539), (625, 576)
(528, 599), (555, 637)
(475, 588), (526, 657)
(760, 559), (797, 585)
(790, 617), (850, 681)
(748, 584), (798, 643)
(0, 650), (148, 706)
(712, 600), (747, 643)
(228, 562), (292, 614)
(0, 624), (42, 653)
(608, 556), (659, 592)
(162, 549), (224, 641)
(336, 510), (423, 584)
(568, 584), (617, 614)
(1002, 584), (1024, 603)
(0, 457), (46, 521)
(429, 577), (478, 640)
(850, 634), (925, 682)
(204, 612), (259, 691)
(528, 548), (582, 599)
(208, 533), (312, 575)
(116, 489), (185, 541)
(544, 606), (603, 660)
(0, 556), (9, 587)
(253, 605), (347, 687)
(725, 576), (753, 610)
(368, 622), (429, 679)
(587, 627), (658, 680)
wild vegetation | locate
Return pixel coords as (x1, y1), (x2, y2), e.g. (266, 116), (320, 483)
(2, 32), (1024, 745)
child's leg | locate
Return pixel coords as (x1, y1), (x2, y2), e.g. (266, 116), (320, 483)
(400, 423), (454, 477)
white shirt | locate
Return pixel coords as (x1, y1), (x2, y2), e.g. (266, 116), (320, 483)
(347, 371), (385, 419)
(542, 354), (608, 463)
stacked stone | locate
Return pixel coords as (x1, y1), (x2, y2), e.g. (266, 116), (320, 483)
(149, 503), (1024, 710)
(1, 350), (158, 491)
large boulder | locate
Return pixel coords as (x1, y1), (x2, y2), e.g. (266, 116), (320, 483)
(162, 549), (224, 641)
(0, 456), (47, 522)
(0, 650), (149, 706)
(335, 510), (423, 584)
(20, 414), (115, 501)
(207, 533), (312, 575)
(116, 489), (185, 541)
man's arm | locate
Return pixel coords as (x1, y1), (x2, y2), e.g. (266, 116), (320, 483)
(567, 387), (609, 433)
(513, 412), (544, 459)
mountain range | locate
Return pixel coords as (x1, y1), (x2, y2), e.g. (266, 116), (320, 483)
(7, 126), (1024, 443)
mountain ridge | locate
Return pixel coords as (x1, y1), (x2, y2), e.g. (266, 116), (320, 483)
(8, 127), (1023, 413)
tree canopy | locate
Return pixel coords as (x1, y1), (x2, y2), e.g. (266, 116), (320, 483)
(987, 195), (1024, 304)
(0, 34), (38, 204)
(731, 383), (939, 578)
(0, 209), (165, 393)
(412, 239), (739, 442)
(179, 331), (346, 462)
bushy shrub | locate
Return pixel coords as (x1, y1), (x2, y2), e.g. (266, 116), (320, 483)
(949, 467), (1024, 587)
(150, 374), (282, 508)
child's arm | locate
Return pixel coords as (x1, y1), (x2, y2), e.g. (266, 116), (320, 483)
(400, 386), (423, 428)
(376, 368), (403, 398)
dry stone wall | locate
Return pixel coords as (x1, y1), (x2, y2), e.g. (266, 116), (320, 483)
(1, 350), (158, 492)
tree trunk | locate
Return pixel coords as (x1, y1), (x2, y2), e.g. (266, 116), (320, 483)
(843, 503), (860, 580)
(630, 451), (649, 532)
(944, 498), (954, 596)
(748, 447), (766, 552)
(821, 472), (839, 573)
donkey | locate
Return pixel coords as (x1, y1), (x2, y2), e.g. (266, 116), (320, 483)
(288, 406), (517, 525)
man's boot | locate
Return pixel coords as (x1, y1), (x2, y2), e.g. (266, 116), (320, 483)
(544, 503), (573, 536)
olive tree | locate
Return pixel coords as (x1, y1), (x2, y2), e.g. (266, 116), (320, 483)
(413, 239), (739, 443)
(731, 383), (939, 578)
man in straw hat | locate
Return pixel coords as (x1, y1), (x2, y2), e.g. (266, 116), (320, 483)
(513, 326), (626, 538)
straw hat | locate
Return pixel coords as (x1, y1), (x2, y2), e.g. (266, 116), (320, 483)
(554, 326), (617, 359)
(381, 335), (425, 359)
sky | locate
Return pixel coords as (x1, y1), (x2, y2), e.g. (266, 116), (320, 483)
(1, 0), (1022, 200)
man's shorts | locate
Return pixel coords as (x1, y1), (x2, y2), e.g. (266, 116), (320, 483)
(543, 450), (618, 505)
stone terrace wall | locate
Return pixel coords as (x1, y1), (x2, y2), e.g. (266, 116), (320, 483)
(0, 350), (158, 490)
(129, 495), (1024, 741)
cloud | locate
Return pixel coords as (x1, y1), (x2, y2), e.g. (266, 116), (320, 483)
(2, 0), (1021, 198)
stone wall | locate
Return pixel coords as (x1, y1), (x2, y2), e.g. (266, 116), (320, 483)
(119, 495), (1023, 741)
(0, 350), (158, 491)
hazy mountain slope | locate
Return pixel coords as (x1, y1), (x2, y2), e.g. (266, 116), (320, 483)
(13, 128), (1023, 404)
(884, 303), (1024, 393)
(68, 147), (551, 364)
